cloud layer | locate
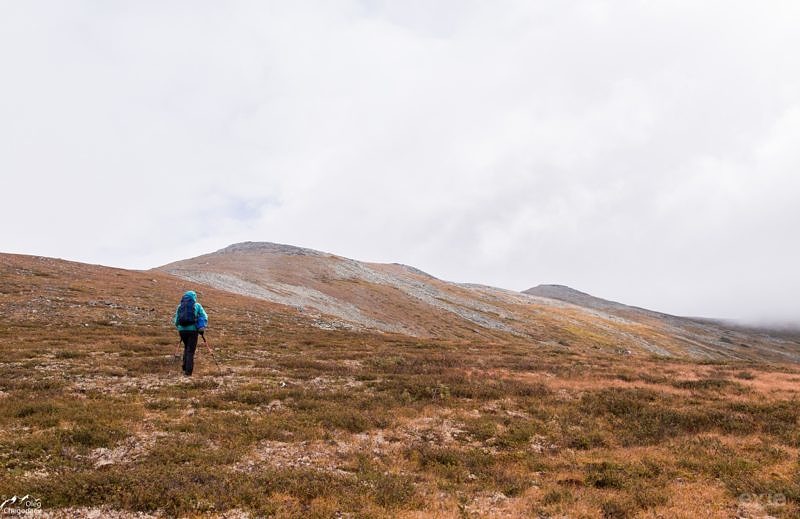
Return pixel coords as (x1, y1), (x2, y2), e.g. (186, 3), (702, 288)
(2, 1), (799, 322)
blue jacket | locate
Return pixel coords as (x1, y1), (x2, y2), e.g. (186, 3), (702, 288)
(173, 290), (208, 331)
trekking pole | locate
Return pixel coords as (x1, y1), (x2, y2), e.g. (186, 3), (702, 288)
(199, 331), (223, 371)
(174, 337), (185, 376)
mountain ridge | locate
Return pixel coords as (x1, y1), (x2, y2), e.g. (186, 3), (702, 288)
(525, 284), (683, 320)
(156, 241), (800, 363)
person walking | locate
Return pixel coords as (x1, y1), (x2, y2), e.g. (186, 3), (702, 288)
(173, 290), (208, 376)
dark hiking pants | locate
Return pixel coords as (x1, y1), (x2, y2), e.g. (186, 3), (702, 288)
(179, 330), (199, 375)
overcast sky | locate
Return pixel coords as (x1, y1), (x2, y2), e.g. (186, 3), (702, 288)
(2, 1), (799, 323)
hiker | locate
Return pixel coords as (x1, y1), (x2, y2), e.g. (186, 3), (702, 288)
(173, 290), (208, 376)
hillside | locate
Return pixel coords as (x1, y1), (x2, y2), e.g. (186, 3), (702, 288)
(159, 242), (800, 363)
(523, 285), (670, 319)
(2, 251), (800, 517)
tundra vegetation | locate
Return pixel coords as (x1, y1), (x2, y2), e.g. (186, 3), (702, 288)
(1, 255), (798, 518)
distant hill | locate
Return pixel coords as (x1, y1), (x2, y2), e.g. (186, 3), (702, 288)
(155, 242), (800, 362)
(0, 246), (795, 364)
(523, 284), (674, 319)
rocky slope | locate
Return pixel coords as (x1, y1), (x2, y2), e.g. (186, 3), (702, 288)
(157, 242), (800, 362)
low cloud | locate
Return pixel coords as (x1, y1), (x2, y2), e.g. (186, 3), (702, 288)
(1, 1), (799, 322)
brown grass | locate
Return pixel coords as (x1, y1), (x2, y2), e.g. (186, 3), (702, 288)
(1, 253), (799, 517)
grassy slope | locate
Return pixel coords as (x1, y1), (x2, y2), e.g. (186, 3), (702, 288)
(1, 253), (799, 518)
